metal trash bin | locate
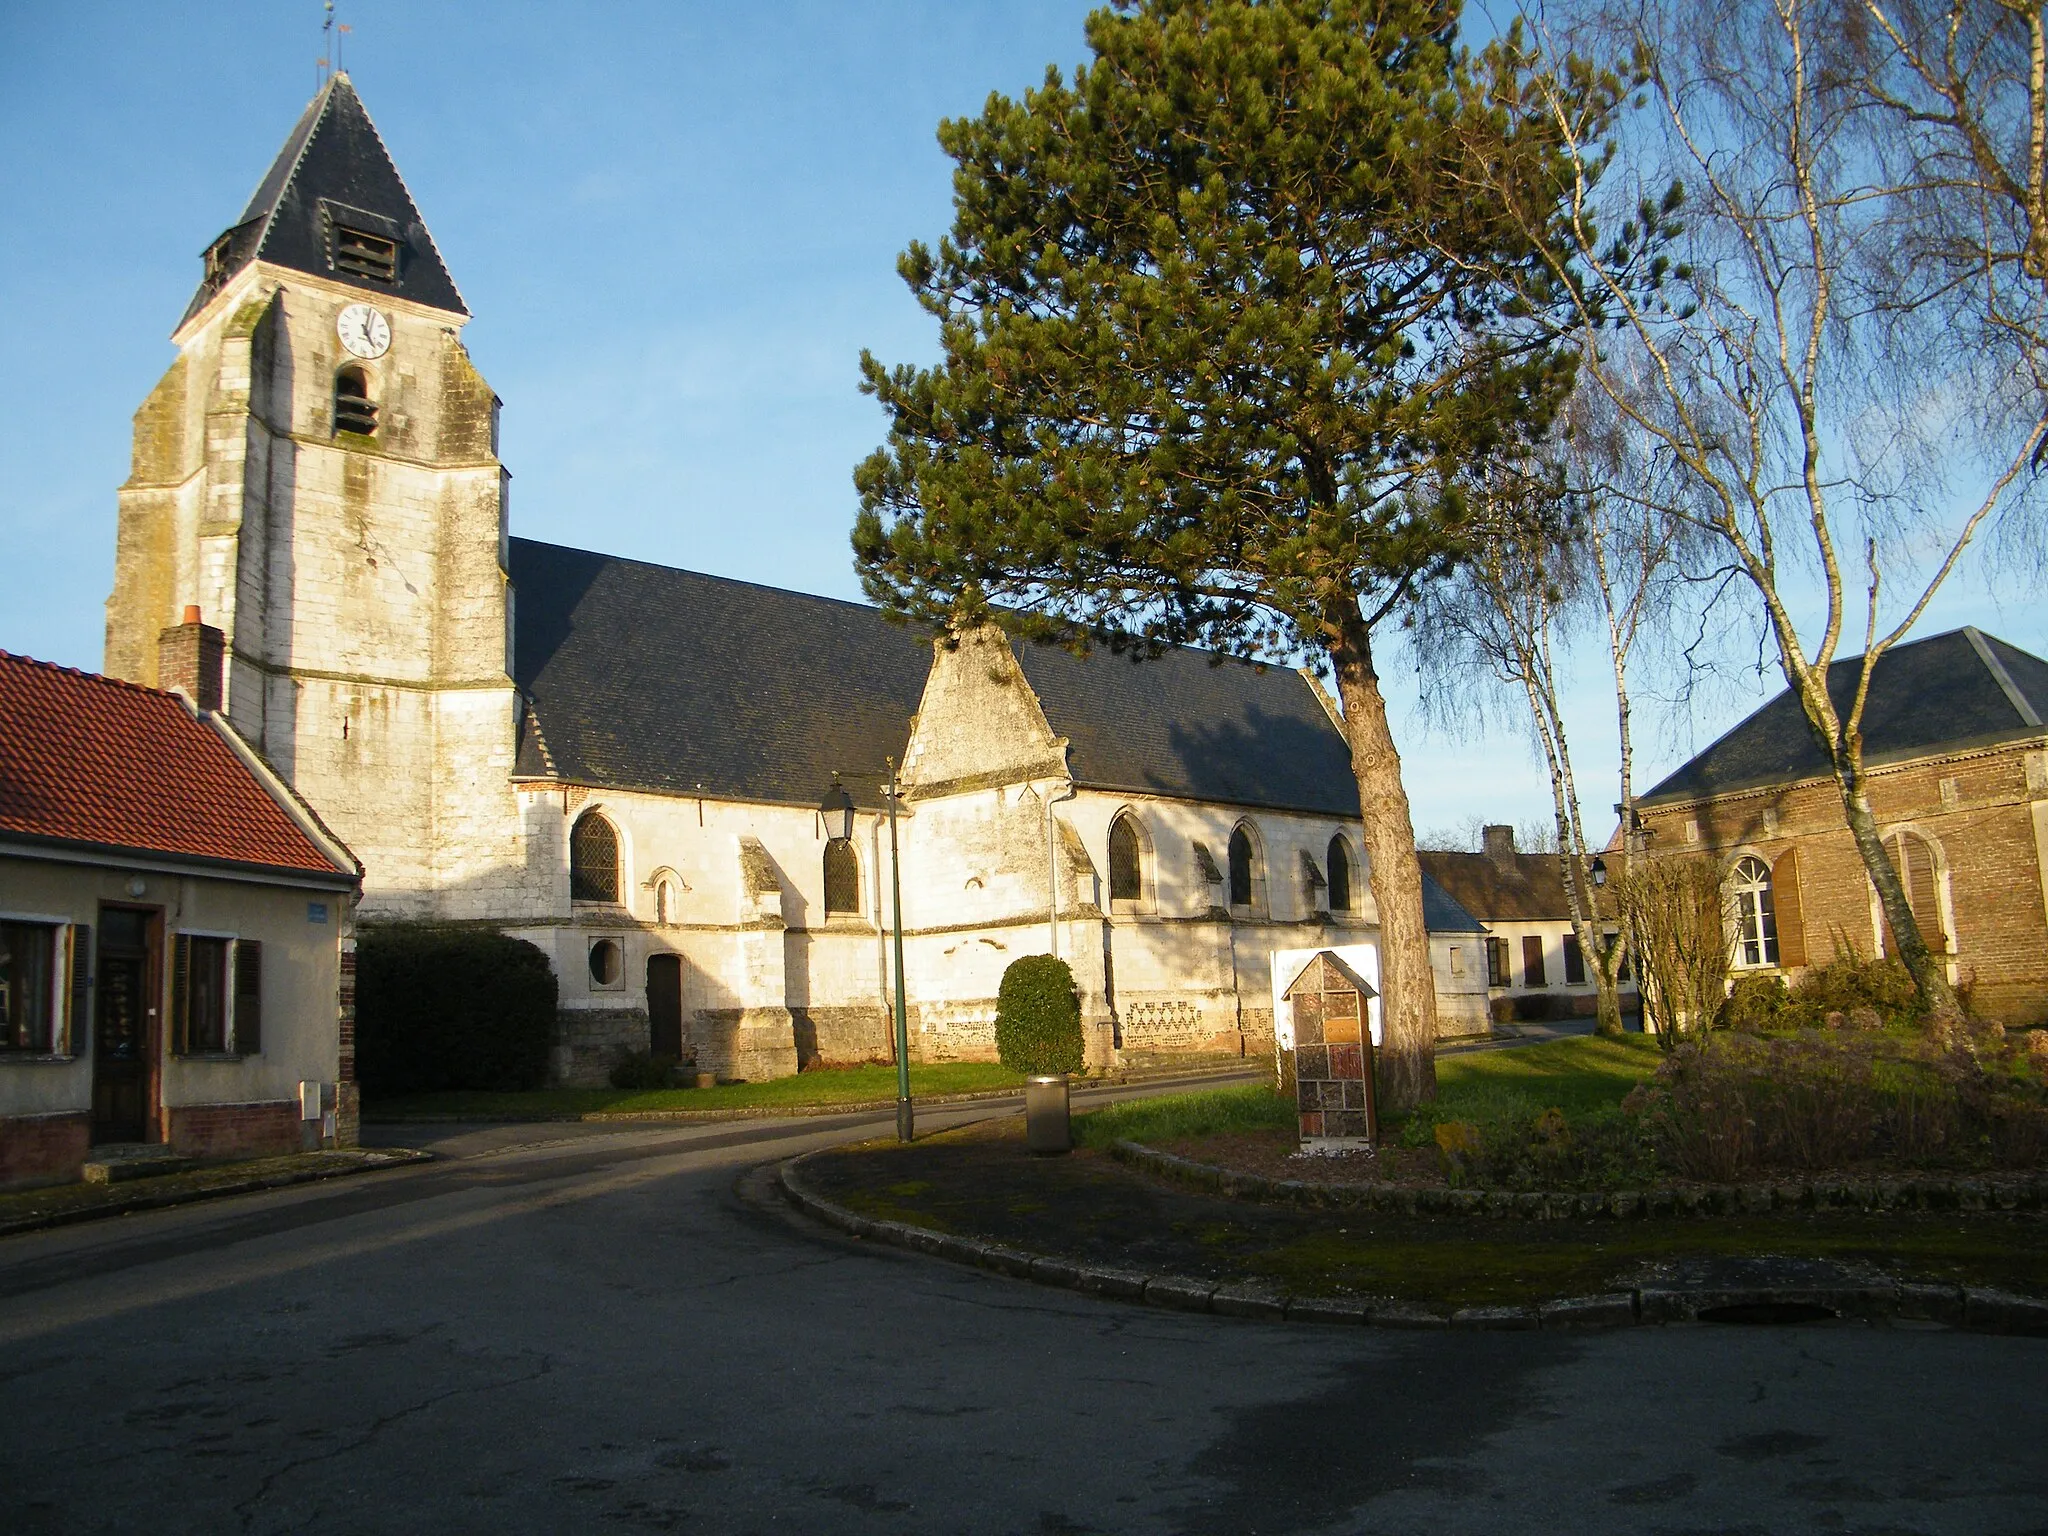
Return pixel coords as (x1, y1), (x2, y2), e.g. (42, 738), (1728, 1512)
(1024, 1074), (1072, 1154)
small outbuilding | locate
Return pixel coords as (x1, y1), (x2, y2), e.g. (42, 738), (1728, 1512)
(0, 620), (361, 1188)
(1282, 950), (1379, 1150)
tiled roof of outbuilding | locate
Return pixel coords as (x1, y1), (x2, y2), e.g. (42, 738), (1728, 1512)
(1640, 627), (2048, 805)
(1418, 848), (1573, 924)
(508, 538), (1361, 817)
(0, 652), (350, 879)
(178, 72), (465, 329)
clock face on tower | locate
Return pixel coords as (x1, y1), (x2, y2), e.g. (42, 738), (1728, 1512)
(336, 302), (392, 360)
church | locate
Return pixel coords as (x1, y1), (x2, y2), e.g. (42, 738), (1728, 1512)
(103, 74), (1489, 1085)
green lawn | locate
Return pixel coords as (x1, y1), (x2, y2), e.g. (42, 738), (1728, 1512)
(1076, 1034), (1665, 1147)
(364, 1061), (1029, 1120)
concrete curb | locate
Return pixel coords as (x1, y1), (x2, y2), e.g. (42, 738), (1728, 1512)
(0, 1148), (434, 1239)
(365, 1065), (1261, 1125)
(1111, 1139), (2048, 1221)
(774, 1152), (2048, 1336)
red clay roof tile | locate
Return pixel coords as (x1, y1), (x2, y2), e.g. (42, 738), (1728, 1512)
(0, 651), (343, 878)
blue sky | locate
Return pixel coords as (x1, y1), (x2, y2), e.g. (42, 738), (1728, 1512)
(3, 2), (2040, 845)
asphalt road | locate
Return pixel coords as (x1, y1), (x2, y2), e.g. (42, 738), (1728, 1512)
(1, 1085), (2043, 1536)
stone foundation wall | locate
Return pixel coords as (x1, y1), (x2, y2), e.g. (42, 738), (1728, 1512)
(910, 1001), (1000, 1063)
(691, 1007), (799, 1082)
(0, 1112), (92, 1190)
(794, 1007), (892, 1069)
(554, 1006), (648, 1087)
(164, 1101), (298, 1161)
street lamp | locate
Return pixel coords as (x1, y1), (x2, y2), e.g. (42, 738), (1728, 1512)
(1589, 855), (1609, 888)
(822, 765), (913, 1142)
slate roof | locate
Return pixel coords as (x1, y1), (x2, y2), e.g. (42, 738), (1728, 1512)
(1419, 848), (1573, 924)
(0, 652), (353, 880)
(1641, 627), (2048, 806)
(507, 538), (1482, 927)
(510, 539), (1353, 817)
(179, 72), (465, 330)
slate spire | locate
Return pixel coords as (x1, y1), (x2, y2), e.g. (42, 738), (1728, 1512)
(179, 72), (467, 329)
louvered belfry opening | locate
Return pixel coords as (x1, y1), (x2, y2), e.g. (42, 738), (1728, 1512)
(333, 224), (399, 283)
(571, 812), (620, 902)
(334, 365), (377, 435)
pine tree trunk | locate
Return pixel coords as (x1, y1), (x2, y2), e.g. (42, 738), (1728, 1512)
(1329, 619), (1438, 1111)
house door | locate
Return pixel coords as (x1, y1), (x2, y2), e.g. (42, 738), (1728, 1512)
(647, 954), (683, 1059)
(92, 907), (158, 1144)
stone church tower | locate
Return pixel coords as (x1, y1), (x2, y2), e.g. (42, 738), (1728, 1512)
(105, 74), (534, 920)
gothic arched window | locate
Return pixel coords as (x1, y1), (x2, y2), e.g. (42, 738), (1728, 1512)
(1108, 813), (1143, 906)
(1327, 834), (1354, 913)
(1228, 824), (1259, 910)
(1729, 854), (1777, 968)
(823, 838), (860, 916)
(570, 811), (620, 903)
(334, 365), (377, 435)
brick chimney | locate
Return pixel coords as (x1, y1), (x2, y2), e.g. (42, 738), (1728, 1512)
(159, 605), (225, 714)
(1481, 823), (1516, 865)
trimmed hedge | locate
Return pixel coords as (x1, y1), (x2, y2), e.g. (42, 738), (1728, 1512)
(355, 926), (557, 1094)
(995, 954), (1084, 1075)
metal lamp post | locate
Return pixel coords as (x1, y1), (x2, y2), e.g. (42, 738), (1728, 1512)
(822, 767), (913, 1142)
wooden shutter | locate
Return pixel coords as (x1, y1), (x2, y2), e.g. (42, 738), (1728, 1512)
(171, 932), (191, 1054)
(1771, 849), (1806, 968)
(66, 923), (90, 1055)
(1563, 934), (1586, 985)
(233, 939), (262, 1055)
(1522, 935), (1547, 987)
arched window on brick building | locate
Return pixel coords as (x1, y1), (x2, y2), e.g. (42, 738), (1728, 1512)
(1729, 854), (1777, 968)
(1884, 829), (1949, 955)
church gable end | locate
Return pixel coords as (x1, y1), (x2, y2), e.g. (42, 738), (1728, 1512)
(901, 626), (1068, 798)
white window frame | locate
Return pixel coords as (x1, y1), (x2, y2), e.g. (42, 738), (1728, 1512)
(1727, 855), (1778, 970)
(0, 911), (78, 1059)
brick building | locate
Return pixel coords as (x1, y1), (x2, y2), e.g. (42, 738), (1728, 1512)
(93, 73), (1488, 1085)
(1635, 627), (2048, 1025)
(0, 632), (361, 1188)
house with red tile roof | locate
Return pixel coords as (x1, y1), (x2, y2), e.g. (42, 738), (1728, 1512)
(0, 617), (360, 1187)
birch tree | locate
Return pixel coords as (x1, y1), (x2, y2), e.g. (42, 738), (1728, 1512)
(1469, 0), (2048, 1014)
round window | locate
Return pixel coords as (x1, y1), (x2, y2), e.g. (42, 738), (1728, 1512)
(588, 938), (621, 986)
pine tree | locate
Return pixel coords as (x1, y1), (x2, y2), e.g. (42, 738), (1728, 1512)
(853, 0), (1634, 1109)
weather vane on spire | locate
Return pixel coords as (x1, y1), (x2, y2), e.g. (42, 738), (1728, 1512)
(316, 1), (351, 86)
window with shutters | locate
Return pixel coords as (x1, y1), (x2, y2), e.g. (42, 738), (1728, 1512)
(1108, 813), (1145, 910)
(1522, 935), (1548, 988)
(1563, 932), (1586, 985)
(823, 837), (861, 916)
(1729, 855), (1778, 968)
(172, 934), (232, 1053)
(1327, 835), (1355, 913)
(0, 920), (58, 1053)
(1883, 829), (1949, 955)
(1486, 937), (1510, 988)
(233, 939), (262, 1054)
(570, 811), (621, 903)
(1228, 824), (1260, 912)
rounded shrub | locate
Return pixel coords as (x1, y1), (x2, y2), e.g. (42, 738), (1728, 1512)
(994, 954), (1084, 1075)
(355, 925), (558, 1094)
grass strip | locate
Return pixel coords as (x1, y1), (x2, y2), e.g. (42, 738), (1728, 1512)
(367, 1061), (1029, 1119)
(1076, 1035), (1666, 1148)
